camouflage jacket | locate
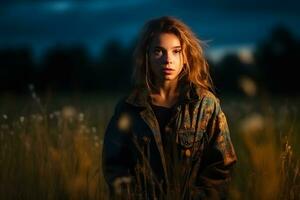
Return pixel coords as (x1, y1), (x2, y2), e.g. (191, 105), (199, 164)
(102, 85), (237, 200)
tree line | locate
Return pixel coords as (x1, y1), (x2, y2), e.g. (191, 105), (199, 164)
(0, 25), (299, 96)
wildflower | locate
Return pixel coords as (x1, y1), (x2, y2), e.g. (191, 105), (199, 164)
(1, 124), (9, 130)
(49, 113), (54, 119)
(36, 114), (43, 122)
(28, 83), (34, 91)
(78, 113), (84, 122)
(94, 142), (100, 148)
(79, 125), (89, 134)
(31, 92), (37, 99)
(239, 113), (264, 134)
(93, 135), (99, 141)
(62, 106), (76, 119)
(54, 111), (61, 117)
(238, 48), (254, 64)
(113, 176), (132, 195)
(30, 114), (36, 120)
(91, 127), (97, 134)
(238, 76), (257, 97)
(20, 116), (25, 123)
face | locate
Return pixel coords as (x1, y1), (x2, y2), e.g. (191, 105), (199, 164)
(148, 33), (184, 83)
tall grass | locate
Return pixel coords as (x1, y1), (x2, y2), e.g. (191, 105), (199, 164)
(0, 93), (299, 199)
(0, 93), (117, 200)
(225, 95), (300, 200)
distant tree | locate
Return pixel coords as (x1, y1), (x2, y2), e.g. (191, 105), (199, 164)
(40, 45), (91, 92)
(0, 47), (35, 93)
(95, 39), (132, 92)
(254, 25), (300, 95)
(213, 53), (255, 95)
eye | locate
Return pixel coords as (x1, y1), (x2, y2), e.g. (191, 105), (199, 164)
(173, 49), (182, 54)
(153, 48), (163, 56)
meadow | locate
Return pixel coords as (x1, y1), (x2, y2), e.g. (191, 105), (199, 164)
(0, 90), (299, 200)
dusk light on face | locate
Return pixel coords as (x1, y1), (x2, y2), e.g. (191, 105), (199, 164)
(149, 33), (184, 82)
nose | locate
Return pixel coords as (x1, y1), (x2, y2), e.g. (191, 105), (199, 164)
(163, 52), (172, 64)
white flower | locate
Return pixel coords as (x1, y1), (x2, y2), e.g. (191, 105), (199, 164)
(94, 142), (99, 147)
(238, 76), (257, 97)
(78, 113), (84, 122)
(62, 106), (76, 119)
(20, 116), (25, 123)
(91, 127), (97, 134)
(239, 113), (264, 134)
(93, 135), (99, 141)
(36, 114), (43, 122)
(113, 176), (132, 195)
(49, 113), (54, 119)
(238, 48), (254, 64)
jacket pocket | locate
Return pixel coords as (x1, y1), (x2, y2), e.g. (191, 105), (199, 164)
(177, 129), (204, 149)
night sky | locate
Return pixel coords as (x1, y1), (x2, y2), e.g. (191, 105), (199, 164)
(1, 0), (300, 61)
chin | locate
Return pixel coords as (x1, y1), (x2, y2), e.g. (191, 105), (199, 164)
(163, 76), (176, 81)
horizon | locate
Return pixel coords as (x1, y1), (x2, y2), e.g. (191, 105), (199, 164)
(1, 0), (299, 63)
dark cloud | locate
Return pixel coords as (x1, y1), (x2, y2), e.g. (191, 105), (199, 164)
(0, 0), (299, 57)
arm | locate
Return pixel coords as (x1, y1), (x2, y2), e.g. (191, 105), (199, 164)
(102, 101), (135, 196)
(191, 100), (237, 200)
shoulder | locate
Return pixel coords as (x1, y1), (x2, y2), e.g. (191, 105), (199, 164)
(114, 97), (128, 113)
(195, 87), (220, 105)
(113, 95), (143, 118)
(108, 98), (137, 133)
(192, 87), (223, 116)
(114, 97), (134, 115)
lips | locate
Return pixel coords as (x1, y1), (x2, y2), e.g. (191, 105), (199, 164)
(162, 68), (174, 75)
(163, 68), (174, 72)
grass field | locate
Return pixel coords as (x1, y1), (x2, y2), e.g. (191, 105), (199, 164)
(0, 92), (299, 200)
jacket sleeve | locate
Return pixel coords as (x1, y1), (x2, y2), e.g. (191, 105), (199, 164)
(191, 99), (237, 200)
(102, 100), (135, 195)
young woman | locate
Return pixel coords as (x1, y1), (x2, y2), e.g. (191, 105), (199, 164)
(102, 16), (237, 199)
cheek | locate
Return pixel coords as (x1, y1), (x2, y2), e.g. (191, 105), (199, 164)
(149, 56), (161, 68)
(175, 55), (183, 68)
(149, 58), (160, 74)
(176, 65), (184, 75)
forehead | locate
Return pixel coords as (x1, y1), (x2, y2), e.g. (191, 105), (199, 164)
(150, 33), (181, 49)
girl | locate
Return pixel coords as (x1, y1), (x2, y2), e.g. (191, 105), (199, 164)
(102, 16), (237, 200)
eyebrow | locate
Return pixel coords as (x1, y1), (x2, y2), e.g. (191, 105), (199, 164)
(154, 46), (182, 49)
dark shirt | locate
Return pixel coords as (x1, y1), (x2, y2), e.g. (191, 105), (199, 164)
(150, 103), (175, 149)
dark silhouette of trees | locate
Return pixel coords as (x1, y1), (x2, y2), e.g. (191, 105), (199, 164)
(94, 39), (133, 92)
(211, 53), (257, 95)
(0, 25), (299, 96)
(254, 25), (300, 95)
(39, 45), (92, 92)
(0, 47), (35, 93)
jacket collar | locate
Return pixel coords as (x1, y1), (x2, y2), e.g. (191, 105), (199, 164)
(125, 84), (209, 107)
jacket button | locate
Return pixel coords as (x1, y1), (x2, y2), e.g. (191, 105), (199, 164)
(185, 149), (191, 157)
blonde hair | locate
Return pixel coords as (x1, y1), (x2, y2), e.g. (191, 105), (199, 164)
(132, 16), (215, 93)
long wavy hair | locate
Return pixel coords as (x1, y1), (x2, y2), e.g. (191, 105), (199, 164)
(132, 16), (215, 93)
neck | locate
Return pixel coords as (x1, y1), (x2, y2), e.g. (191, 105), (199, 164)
(152, 79), (179, 99)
